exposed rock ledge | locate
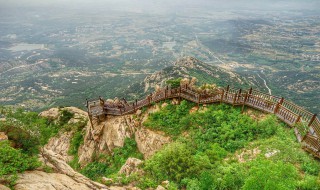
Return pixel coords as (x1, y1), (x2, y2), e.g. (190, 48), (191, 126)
(44, 131), (74, 163)
(15, 171), (106, 190)
(79, 105), (171, 166)
(15, 148), (109, 190)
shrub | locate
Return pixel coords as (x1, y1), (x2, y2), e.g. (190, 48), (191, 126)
(81, 137), (143, 180)
(301, 160), (320, 176)
(81, 162), (109, 180)
(242, 159), (298, 190)
(0, 141), (40, 186)
(144, 142), (197, 183)
(166, 78), (182, 88)
(297, 175), (320, 190)
(143, 100), (195, 136)
(58, 109), (74, 126)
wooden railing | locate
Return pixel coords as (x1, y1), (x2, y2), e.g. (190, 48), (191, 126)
(86, 84), (320, 159)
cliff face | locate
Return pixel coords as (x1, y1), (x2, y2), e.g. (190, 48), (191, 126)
(39, 105), (170, 167)
(13, 105), (170, 190)
(78, 104), (171, 166)
(15, 148), (108, 190)
(12, 107), (109, 190)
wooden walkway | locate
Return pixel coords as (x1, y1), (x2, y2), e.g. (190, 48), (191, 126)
(86, 84), (320, 159)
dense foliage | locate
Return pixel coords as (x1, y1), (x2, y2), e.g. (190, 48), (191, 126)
(0, 108), (76, 155)
(81, 137), (143, 181)
(0, 107), (82, 187)
(166, 78), (182, 88)
(0, 141), (41, 187)
(140, 102), (320, 189)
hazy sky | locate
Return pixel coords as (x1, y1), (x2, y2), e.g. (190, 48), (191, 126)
(1, 0), (319, 11)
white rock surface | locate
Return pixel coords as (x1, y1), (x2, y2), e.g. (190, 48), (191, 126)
(135, 128), (170, 159)
(15, 171), (105, 190)
(119, 158), (143, 176)
(44, 132), (74, 163)
(0, 132), (8, 141)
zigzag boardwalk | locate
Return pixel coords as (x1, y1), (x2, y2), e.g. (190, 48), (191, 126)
(86, 84), (320, 159)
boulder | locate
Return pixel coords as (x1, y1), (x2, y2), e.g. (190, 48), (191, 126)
(0, 132), (8, 141)
(101, 177), (113, 184)
(119, 158), (143, 176)
(0, 184), (10, 190)
(135, 128), (170, 159)
(161, 180), (169, 187)
(180, 78), (189, 86)
(156, 185), (166, 190)
(155, 85), (161, 93)
(161, 102), (168, 108)
(79, 116), (135, 166)
(189, 106), (198, 114)
(39, 148), (107, 190)
(15, 171), (105, 190)
(136, 109), (142, 116)
(44, 131), (73, 163)
(39, 108), (59, 119)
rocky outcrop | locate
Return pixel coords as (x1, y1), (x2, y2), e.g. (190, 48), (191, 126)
(135, 128), (170, 159)
(15, 147), (109, 190)
(41, 107), (88, 163)
(78, 104), (170, 166)
(38, 148), (108, 189)
(78, 115), (136, 166)
(39, 108), (60, 119)
(119, 158), (143, 177)
(15, 171), (108, 190)
(39, 107), (87, 123)
(0, 184), (10, 190)
(64, 107), (88, 124)
(0, 132), (8, 141)
(44, 132), (73, 163)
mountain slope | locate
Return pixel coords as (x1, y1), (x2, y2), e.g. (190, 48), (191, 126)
(124, 56), (260, 99)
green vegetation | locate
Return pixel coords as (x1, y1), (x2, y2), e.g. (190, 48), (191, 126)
(144, 100), (195, 136)
(138, 102), (320, 189)
(0, 141), (41, 187)
(0, 107), (82, 187)
(67, 119), (86, 170)
(0, 108), (76, 155)
(166, 78), (182, 88)
(81, 137), (143, 181)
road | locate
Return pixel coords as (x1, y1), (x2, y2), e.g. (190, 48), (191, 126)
(257, 71), (272, 95)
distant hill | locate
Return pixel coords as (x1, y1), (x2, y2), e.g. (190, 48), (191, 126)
(123, 56), (261, 99)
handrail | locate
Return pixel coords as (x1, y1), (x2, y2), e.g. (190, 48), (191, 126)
(87, 84), (320, 159)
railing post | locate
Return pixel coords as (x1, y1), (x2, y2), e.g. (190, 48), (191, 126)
(241, 92), (248, 113)
(249, 87), (253, 95)
(164, 88), (168, 99)
(232, 92), (237, 105)
(86, 98), (88, 108)
(166, 85), (169, 97)
(198, 94), (201, 107)
(295, 115), (302, 125)
(238, 89), (242, 102)
(308, 114), (317, 127)
(274, 97), (284, 114)
(179, 86), (181, 103)
(220, 89), (225, 104)
(225, 85), (230, 102)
